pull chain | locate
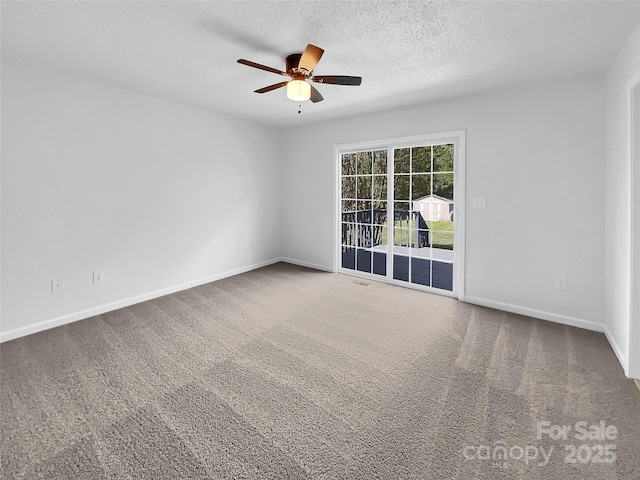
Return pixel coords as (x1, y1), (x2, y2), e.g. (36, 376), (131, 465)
(298, 102), (302, 114)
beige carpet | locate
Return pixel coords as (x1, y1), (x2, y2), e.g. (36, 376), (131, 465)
(1, 262), (639, 479)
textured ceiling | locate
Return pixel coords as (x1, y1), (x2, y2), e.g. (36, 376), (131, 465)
(2, 1), (639, 127)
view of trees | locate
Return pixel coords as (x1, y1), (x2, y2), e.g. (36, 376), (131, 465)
(341, 144), (454, 207)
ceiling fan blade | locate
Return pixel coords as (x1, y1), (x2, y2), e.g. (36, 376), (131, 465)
(298, 44), (324, 73)
(237, 59), (288, 76)
(254, 81), (289, 93)
(309, 84), (324, 103)
(312, 75), (362, 86)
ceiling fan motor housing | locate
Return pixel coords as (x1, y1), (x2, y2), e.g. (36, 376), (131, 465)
(286, 53), (305, 76)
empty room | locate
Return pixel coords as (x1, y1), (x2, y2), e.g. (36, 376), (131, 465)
(2, 1), (640, 479)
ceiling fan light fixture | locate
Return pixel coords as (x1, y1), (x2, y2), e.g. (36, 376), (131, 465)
(287, 79), (311, 102)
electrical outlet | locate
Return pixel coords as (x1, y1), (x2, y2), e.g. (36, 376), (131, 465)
(555, 277), (567, 291)
(52, 279), (64, 293)
(93, 271), (104, 284)
(472, 198), (486, 209)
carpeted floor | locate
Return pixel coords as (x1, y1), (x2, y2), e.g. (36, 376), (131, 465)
(1, 262), (639, 479)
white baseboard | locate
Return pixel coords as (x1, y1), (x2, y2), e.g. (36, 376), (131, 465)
(463, 296), (605, 333)
(603, 326), (629, 376)
(279, 257), (334, 273)
(0, 258), (282, 343)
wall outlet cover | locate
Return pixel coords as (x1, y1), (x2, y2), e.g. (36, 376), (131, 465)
(52, 280), (64, 293)
(555, 277), (567, 290)
(472, 198), (486, 209)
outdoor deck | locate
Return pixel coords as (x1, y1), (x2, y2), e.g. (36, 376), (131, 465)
(341, 209), (454, 290)
(369, 244), (453, 263)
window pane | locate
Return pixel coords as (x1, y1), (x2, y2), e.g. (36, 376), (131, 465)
(342, 176), (356, 199)
(357, 151), (372, 174)
(357, 176), (372, 199)
(341, 246), (355, 270)
(393, 226), (402, 246)
(342, 153), (356, 175)
(373, 150), (387, 174)
(372, 224), (386, 246)
(394, 175), (410, 200)
(372, 202), (387, 225)
(373, 252), (386, 276)
(394, 148), (410, 173)
(412, 146), (431, 173)
(416, 229), (430, 249)
(393, 202), (410, 222)
(379, 224), (388, 245)
(372, 175), (387, 200)
(433, 173), (454, 200)
(356, 249), (372, 273)
(433, 144), (454, 172)
(411, 257), (431, 286)
(432, 261), (453, 291)
(412, 174), (431, 200)
(356, 225), (373, 248)
(414, 201), (432, 226)
(394, 227), (411, 246)
(356, 202), (372, 226)
(393, 255), (409, 281)
(341, 222), (356, 246)
(431, 230), (453, 250)
(342, 200), (356, 214)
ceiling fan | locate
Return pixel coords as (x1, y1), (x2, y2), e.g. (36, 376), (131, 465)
(237, 44), (362, 104)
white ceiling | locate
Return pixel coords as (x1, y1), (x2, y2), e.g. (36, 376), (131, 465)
(2, 1), (638, 128)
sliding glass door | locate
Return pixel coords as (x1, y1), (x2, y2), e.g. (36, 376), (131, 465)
(392, 144), (454, 290)
(338, 132), (464, 297)
(340, 150), (388, 277)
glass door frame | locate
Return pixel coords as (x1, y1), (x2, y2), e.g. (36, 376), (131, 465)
(333, 131), (466, 300)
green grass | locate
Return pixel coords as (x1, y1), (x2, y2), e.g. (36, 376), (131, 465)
(430, 221), (453, 250)
(379, 219), (453, 249)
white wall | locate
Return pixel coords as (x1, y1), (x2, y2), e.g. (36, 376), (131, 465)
(1, 63), (283, 340)
(604, 22), (640, 377)
(281, 74), (606, 331)
(0, 61), (618, 355)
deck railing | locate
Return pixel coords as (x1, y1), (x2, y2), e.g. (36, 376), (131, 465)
(341, 209), (429, 249)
